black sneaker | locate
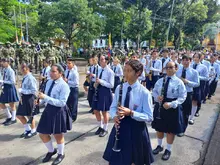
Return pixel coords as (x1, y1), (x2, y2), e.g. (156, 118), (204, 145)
(195, 113), (199, 117)
(88, 109), (93, 113)
(152, 145), (164, 155)
(52, 154), (65, 165)
(4, 119), (17, 126)
(177, 133), (185, 137)
(2, 118), (11, 125)
(95, 127), (103, 135)
(42, 149), (57, 163)
(188, 120), (194, 125)
(24, 132), (37, 139)
(99, 130), (108, 137)
(162, 149), (171, 161)
(20, 131), (31, 138)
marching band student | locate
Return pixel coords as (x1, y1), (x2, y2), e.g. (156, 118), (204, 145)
(17, 63), (38, 138)
(200, 53), (211, 103)
(111, 57), (123, 93)
(92, 55), (114, 137)
(88, 56), (101, 113)
(103, 59), (154, 165)
(0, 58), (19, 126)
(64, 58), (79, 122)
(189, 53), (208, 124)
(149, 50), (162, 89)
(37, 64), (72, 165)
(139, 53), (146, 65)
(208, 55), (220, 99)
(176, 55), (199, 137)
(160, 49), (171, 77)
(83, 57), (93, 93)
(40, 59), (51, 81)
(152, 61), (187, 161)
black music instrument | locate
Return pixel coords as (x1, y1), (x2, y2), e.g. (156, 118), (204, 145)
(94, 65), (99, 102)
(112, 78), (124, 152)
(156, 76), (166, 119)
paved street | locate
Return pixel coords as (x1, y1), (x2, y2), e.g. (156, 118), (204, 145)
(0, 80), (219, 165)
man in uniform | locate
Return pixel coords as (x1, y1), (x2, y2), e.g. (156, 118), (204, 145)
(2, 41), (15, 59)
(0, 42), (4, 59)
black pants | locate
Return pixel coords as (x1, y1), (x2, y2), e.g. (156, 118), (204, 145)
(182, 92), (193, 131)
(67, 87), (79, 119)
(87, 82), (95, 107)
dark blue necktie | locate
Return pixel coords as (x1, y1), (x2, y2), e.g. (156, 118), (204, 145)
(93, 66), (96, 74)
(152, 61), (156, 67)
(47, 81), (55, 97)
(163, 77), (171, 99)
(66, 70), (70, 79)
(193, 64), (197, 69)
(212, 63), (214, 66)
(43, 68), (46, 76)
(89, 66), (92, 73)
(114, 66), (116, 73)
(124, 86), (132, 108)
(99, 69), (104, 79)
(182, 68), (186, 79)
(162, 58), (166, 66)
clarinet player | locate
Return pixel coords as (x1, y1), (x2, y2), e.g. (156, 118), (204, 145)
(103, 60), (154, 165)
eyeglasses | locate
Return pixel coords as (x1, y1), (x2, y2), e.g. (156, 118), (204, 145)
(165, 66), (175, 69)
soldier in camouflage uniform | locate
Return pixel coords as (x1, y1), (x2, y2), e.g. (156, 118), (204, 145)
(2, 41), (15, 59)
(43, 41), (56, 65)
(64, 45), (72, 60)
(22, 43), (30, 63)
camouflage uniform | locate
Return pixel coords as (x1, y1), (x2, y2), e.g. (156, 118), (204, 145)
(0, 42), (3, 59)
(64, 46), (72, 60)
(44, 42), (56, 64)
(2, 42), (15, 59)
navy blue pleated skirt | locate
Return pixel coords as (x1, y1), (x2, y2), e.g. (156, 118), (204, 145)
(87, 82), (95, 107)
(37, 104), (72, 134)
(0, 84), (19, 103)
(151, 98), (185, 134)
(17, 94), (35, 116)
(113, 76), (121, 93)
(192, 86), (201, 102)
(200, 80), (206, 101)
(92, 85), (112, 111)
(103, 116), (154, 165)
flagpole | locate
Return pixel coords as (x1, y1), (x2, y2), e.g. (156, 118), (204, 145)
(25, 8), (29, 43)
(13, 6), (18, 44)
(19, 2), (23, 43)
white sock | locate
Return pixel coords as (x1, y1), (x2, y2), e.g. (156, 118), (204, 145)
(44, 140), (54, 153)
(98, 120), (103, 128)
(103, 123), (108, 131)
(166, 143), (172, 152)
(57, 143), (65, 155)
(190, 106), (197, 120)
(157, 138), (163, 147)
(11, 110), (16, 121)
(4, 108), (12, 119)
(31, 128), (36, 133)
(24, 124), (31, 132)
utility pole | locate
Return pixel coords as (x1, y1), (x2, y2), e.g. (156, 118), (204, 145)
(166, 0), (175, 47)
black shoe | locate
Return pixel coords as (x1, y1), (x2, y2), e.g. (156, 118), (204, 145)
(42, 149), (57, 163)
(195, 113), (199, 117)
(153, 145), (164, 155)
(72, 116), (77, 123)
(188, 120), (194, 125)
(88, 109), (93, 113)
(95, 127), (103, 135)
(2, 118), (11, 125)
(208, 96), (211, 100)
(99, 130), (108, 137)
(20, 131), (31, 138)
(177, 133), (184, 137)
(24, 132), (37, 139)
(4, 119), (17, 126)
(162, 149), (171, 161)
(203, 100), (206, 104)
(52, 154), (65, 165)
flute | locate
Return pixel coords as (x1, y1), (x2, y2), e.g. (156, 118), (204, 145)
(112, 77), (124, 152)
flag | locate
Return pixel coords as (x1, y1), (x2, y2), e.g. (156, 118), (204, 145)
(108, 33), (112, 57)
(20, 30), (25, 44)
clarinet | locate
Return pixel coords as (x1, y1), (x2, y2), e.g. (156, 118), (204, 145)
(112, 78), (124, 152)
(94, 66), (99, 102)
(156, 76), (166, 119)
(27, 79), (46, 125)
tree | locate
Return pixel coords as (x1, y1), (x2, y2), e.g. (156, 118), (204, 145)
(39, 0), (103, 47)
